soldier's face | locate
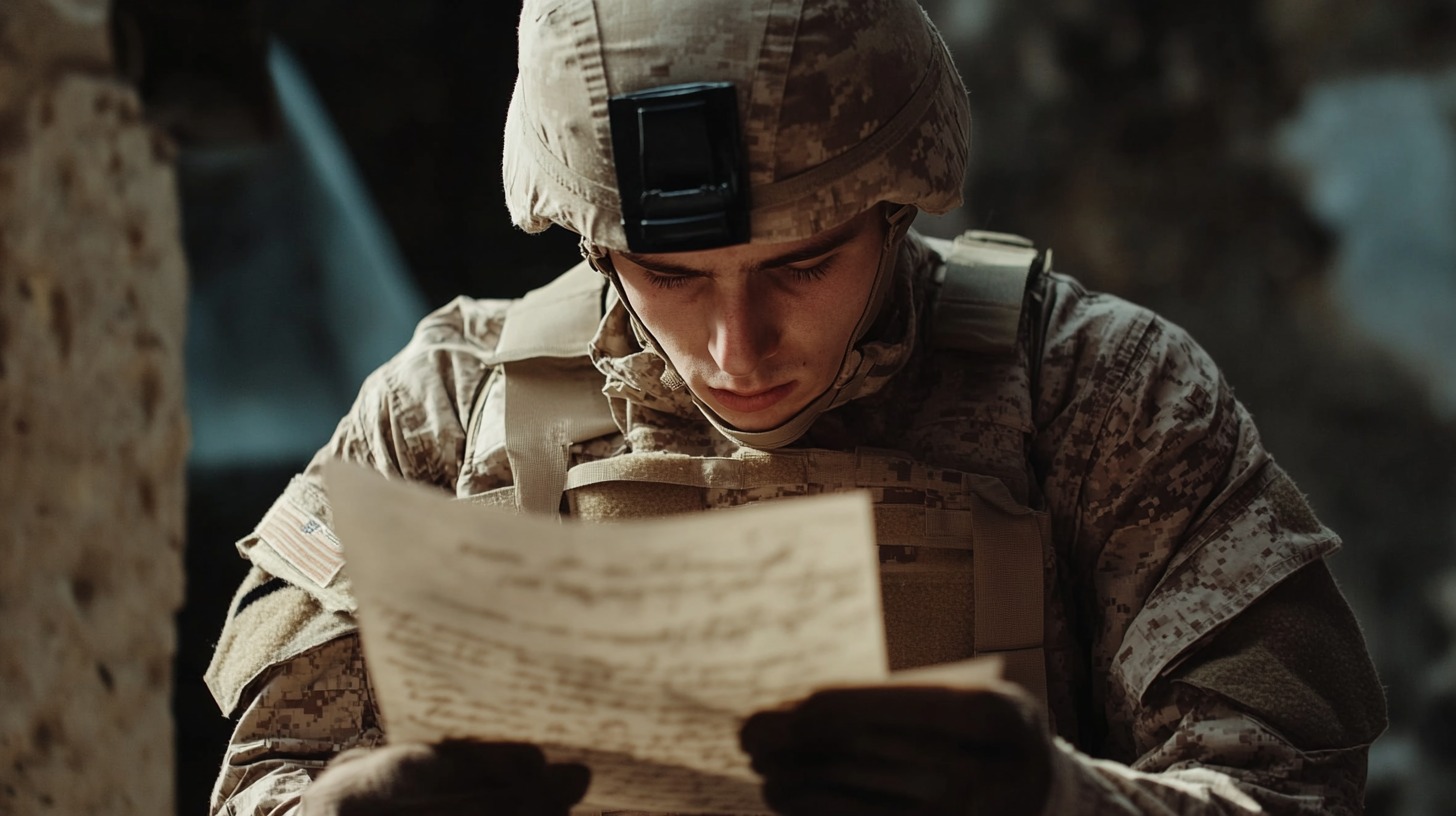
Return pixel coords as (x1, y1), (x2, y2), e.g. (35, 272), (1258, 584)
(611, 207), (888, 431)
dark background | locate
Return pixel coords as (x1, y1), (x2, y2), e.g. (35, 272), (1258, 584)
(112, 1), (1456, 814)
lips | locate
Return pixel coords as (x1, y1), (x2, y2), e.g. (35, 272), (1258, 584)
(706, 382), (795, 414)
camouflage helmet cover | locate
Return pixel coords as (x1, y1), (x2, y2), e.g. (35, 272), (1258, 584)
(504, 0), (971, 250)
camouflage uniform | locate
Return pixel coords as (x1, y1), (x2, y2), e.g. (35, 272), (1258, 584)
(206, 232), (1385, 815)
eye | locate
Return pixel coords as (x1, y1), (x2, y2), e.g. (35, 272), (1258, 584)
(782, 259), (833, 283)
(640, 268), (696, 290)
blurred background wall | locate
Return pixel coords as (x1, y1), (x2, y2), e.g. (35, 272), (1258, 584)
(106, 1), (1456, 814)
(0, 1), (188, 813)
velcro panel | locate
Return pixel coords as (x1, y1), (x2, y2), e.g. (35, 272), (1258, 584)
(204, 566), (357, 717)
(881, 565), (976, 672)
(565, 451), (811, 492)
(1171, 561), (1387, 750)
(932, 241), (1037, 354)
(569, 481), (706, 521)
(875, 504), (975, 549)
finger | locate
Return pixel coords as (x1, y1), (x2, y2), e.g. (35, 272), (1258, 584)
(743, 696), (1016, 757)
(431, 740), (548, 785)
(751, 726), (971, 774)
(792, 686), (1037, 747)
(743, 695), (1023, 773)
(761, 756), (1047, 816)
(758, 753), (952, 805)
(762, 778), (919, 816)
(740, 710), (796, 757)
(320, 746), (376, 771)
(316, 743), (438, 803)
(540, 763), (592, 810)
(359, 742), (549, 798)
(384, 754), (585, 816)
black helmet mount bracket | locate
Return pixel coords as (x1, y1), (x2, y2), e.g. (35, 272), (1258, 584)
(608, 82), (749, 254)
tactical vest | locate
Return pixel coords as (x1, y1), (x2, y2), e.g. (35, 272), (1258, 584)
(471, 231), (1055, 711)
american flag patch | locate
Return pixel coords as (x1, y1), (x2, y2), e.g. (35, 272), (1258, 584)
(256, 496), (345, 587)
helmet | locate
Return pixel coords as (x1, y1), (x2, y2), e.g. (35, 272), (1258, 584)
(504, 0), (971, 251)
(504, 0), (970, 449)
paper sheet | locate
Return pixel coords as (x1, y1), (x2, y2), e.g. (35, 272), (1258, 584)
(324, 461), (1000, 813)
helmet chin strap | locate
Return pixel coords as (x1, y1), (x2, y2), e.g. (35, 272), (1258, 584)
(588, 203), (918, 450)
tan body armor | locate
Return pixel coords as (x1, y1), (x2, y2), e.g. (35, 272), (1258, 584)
(472, 232), (1055, 711)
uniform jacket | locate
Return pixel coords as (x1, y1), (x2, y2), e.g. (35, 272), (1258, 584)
(206, 232), (1386, 815)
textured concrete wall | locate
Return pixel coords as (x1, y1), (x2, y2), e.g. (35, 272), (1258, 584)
(0, 0), (188, 813)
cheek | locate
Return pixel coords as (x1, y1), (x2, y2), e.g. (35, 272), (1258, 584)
(795, 292), (852, 350)
(616, 278), (700, 354)
(812, 256), (882, 344)
(817, 309), (865, 365)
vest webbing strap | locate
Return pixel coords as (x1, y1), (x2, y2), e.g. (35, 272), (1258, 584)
(496, 261), (618, 517)
(969, 493), (1047, 704)
(503, 360), (618, 517)
(481, 482), (993, 553)
(565, 449), (1020, 500)
(999, 649), (1049, 713)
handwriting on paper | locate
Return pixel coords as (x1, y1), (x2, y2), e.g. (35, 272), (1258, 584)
(324, 461), (997, 814)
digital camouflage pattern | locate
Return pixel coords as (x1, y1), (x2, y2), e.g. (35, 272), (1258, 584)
(210, 605), (384, 816)
(207, 231), (1385, 815)
(503, 0), (969, 250)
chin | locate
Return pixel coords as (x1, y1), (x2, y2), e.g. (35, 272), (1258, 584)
(713, 396), (809, 434)
(720, 413), (783, 433)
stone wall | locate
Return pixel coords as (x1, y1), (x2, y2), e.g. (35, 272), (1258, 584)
(0, 0), (188, 813)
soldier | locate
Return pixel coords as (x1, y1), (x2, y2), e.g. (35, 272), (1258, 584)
(204, 0), (1387, 814)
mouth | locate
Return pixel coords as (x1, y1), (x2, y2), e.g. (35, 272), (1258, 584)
(706, 382), (796, 415)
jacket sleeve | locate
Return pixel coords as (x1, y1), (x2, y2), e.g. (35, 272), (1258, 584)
(1031, 274), (1387, 814)
(1040, 560), (1383, 815)
(205, 298), (508, 815)
(209, 594), (380, 816)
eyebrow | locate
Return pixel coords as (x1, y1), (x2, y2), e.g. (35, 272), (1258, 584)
(620, 217), (863, 277)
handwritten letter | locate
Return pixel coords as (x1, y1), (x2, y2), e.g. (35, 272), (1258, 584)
(324, 461), (997, 813)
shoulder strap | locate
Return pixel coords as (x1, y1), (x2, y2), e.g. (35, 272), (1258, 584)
(494, 260), (607, 362)
(494, 262), (620, 516)
(929, 230), (1044, 355)
(921, 230), (1054, 706)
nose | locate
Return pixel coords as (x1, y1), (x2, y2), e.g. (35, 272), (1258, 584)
(708, 289), (780, 378)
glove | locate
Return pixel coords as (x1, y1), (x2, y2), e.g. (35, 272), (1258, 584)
(299, 740), (591, 816)
(740, 684), (1052, 816)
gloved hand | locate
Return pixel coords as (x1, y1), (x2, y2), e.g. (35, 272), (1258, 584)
(740, 684), (1052, 816)
(298, 740), (591, 816)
